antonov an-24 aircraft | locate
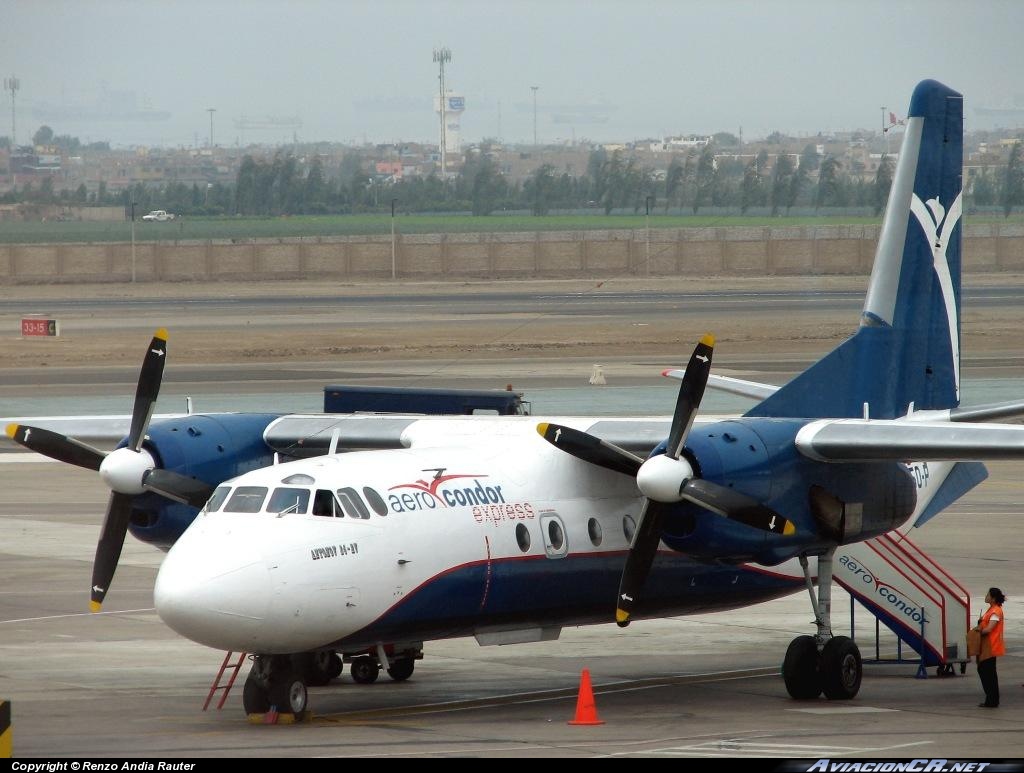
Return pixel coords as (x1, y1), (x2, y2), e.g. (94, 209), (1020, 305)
(8, 80), (1023, 717)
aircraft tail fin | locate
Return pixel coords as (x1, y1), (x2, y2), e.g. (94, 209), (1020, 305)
(747, 80), (964, 420)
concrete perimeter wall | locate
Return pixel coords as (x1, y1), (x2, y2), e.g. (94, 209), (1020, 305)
(1, 223), (1023, 284)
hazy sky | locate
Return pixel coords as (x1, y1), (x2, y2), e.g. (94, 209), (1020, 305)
(3, 0), (1023, 148)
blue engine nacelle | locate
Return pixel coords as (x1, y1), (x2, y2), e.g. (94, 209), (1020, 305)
(656, 418), (918, 565)
(126, 413), (280, 547)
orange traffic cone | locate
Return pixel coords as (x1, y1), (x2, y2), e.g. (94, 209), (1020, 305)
(568, 668), (605, 725)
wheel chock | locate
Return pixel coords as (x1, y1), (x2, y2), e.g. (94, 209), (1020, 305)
(246, 710), (313, 725)
(1, 700), (10, 758)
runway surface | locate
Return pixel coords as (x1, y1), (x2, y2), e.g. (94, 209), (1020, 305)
(2, 278), (1024, 758)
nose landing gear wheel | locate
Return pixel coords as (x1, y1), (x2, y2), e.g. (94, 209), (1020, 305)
(269, 675), (309, 714)
(242, 673), (271, 714)
(243, 655), (310, 715)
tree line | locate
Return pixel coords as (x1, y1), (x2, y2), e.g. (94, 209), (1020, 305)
(4, 135), (1024, 218)
(220, 145), (904, 218)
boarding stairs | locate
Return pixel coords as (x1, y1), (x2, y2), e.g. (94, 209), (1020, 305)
(835, 531), (971, 676)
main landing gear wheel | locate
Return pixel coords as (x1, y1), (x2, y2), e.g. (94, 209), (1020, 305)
(783, 635), (822, 700)
(387, 657), (415, 682)
(295, 650), (340, 687)
(327, 652), (344, 680)
(820, 636), (862, 700)
(350, 656), (380, 684)
(787, 550), (864, 701)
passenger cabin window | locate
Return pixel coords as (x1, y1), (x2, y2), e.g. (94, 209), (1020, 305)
(205, 486), (231, 513)
(337, 487), (371, 519)
(267, 487), (310, 515)
(313, 489), (344, 517)
(224, 486), (268, 513)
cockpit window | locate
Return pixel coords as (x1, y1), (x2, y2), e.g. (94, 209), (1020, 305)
(312, 489), (343, 517)
(224, 486), (268, 513)
(205, 486), (231, 513)
(337, 487), (371, 519)
(363, 487), (388, 516)
(267, 487), (310, 515)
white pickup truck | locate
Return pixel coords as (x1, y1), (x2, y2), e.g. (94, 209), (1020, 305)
(141, 210), (175, 222)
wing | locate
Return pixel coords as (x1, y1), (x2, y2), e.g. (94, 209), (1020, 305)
(797, 418), (1024, 462)
(0, 414), (189, 452)
(264, 414), (679, 457)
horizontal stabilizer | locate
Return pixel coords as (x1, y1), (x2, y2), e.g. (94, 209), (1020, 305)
(663, 370), (779, 401)
(950, 399), (1024, 424)
(797, 418), (1024, 462)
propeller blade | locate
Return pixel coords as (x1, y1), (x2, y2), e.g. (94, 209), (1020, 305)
(5, 423), (104, 471)
(537, 422), (643, 477)
(90, 492), (134, 612)
(665, 334), (714, 460)
(142, 468), (215, 508)
(128, 328), (168, 452)
(615, 500), (672, 628)
(681, 478), (795, 535)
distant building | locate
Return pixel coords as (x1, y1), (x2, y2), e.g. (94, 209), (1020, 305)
(375, 161), (404, 180)
(9, 148), (61, 175)
(653, 135), (712, 152)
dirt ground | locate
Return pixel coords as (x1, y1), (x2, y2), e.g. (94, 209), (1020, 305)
(1, 274), (1023, 371)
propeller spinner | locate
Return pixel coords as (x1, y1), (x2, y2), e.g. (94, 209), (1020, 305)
(6, 329), (214, 612)
(538, 334), (795, 627)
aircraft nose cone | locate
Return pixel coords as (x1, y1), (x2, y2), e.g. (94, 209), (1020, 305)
(155, 521), (271, 651)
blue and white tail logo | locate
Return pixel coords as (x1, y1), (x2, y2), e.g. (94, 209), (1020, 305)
(909, 191), (962, 400)
(748, 79), (964, 420)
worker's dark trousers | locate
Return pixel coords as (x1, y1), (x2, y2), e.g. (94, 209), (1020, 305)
(978, 656), (999, 707)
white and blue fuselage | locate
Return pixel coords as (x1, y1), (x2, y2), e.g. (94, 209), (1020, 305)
(155, 418), (807, 655)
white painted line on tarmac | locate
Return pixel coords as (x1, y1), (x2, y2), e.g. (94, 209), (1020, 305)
(788, 705), (899, 714)
(619, 738), (930, 758)
(0, 454), (58, 463)
(0, 607), (155, 625)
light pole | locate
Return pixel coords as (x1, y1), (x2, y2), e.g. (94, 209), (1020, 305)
(881, 106), (888, 154)
(3, 75), (19, 148)
(129, 201), (137, 283)
(531, 85), (539, 149)
(433, 47), (451, 177)
(390, 198), (398, 280)
(207, 108), (216, 148)
(645, 195), (654, 276)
